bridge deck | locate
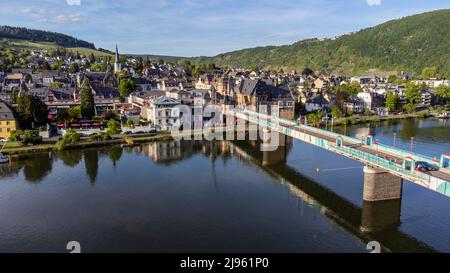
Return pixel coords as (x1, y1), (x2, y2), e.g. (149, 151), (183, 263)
(226, 109), (450, 197)
(290, 123), (450, 182)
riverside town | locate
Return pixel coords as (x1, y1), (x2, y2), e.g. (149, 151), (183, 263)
(0, 0), (449, 267)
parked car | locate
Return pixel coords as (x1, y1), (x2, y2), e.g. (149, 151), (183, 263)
(123, 131), (132, 135)
(415, 161), (439, 172)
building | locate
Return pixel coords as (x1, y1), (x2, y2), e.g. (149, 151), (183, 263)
(141, 96), (181, 131)
(114, 44), (121, 74)
(0, 101), (17, 139)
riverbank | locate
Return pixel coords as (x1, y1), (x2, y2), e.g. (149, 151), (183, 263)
(327, 111), (438, 127)
(1, 132), (174, 155)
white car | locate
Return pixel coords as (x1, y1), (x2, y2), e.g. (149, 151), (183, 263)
(0, 138), (8, 142)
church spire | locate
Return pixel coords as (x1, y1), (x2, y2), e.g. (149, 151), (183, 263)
(114, 44), (121, 73)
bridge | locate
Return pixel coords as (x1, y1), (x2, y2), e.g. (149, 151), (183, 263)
(224, 107), (450, 200)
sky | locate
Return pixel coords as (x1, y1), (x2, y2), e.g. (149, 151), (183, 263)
(0, 0), (449, 57)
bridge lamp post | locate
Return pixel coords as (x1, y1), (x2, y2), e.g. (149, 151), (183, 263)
(410, 137), (415, 153)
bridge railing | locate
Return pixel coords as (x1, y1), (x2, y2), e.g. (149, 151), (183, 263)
(227, 108), (450, 197)
(243, 109), (441, 166)
(335, 144), (450, 197)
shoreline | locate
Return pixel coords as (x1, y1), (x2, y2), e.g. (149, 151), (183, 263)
(2, 133), (174, 156)
(2, 114), (447, 156)
(319, 111), (443, 127)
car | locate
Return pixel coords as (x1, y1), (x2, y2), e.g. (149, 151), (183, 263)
(123, 131), (132, 135)
(134, 131), (145, 134)
(0, 138), (8, 142)
(415, 161), (439, 172)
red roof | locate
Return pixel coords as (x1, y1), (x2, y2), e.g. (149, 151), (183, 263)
(71, 124), (81, 127)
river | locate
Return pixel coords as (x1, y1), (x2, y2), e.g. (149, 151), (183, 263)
(0, 118), (448, 252)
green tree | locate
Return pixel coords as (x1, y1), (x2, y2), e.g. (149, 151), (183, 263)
(331, 106), (343, 118)
(107, 119), (121, 135)
(68, 63), (80, 73)
(56, 129), (81, 150)
(16, 94), (48, 128)
(385, 92), (401, 112)
(80, 82), (95, 118)
(51, 81), (64, 89)
(125, 118), (134, 128)
(9, 130), (42, 145)
(118, 78), (137, 101)
(421, 67), (439, 79)
(435, 84), (450, 105)
(405, 82), (422, 105)
(387, 75), (397, 83)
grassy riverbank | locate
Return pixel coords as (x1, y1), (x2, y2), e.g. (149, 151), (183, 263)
(1, 132), (174, 155)
(325, 111), (438, 127)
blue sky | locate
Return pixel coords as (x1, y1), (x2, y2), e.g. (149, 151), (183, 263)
(1, 0), (449, 56)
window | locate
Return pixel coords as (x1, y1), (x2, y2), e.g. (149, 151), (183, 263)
(6, 121), (10, 126)
(7, 128), (10, 133)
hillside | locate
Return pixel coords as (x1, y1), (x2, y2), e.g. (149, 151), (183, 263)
(0, 38), (112, 57)
(191, 9), (450, 76)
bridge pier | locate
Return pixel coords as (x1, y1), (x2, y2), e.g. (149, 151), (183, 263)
(363, 166), (403, 202)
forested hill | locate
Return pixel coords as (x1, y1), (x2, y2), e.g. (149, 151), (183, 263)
(191, 9), (450, 76)
(0, 26), (96, 49)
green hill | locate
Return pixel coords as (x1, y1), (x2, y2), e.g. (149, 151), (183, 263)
(0, 38), (112, 57)
(0, 26), (96, 49)
(191, 9), (450, 76)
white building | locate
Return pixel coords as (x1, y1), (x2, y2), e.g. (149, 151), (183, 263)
(142, 96), (181, 131)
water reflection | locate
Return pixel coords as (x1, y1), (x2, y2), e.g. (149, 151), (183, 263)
(54, 150), (83, 168)
(84, 149), (99, 185)
(0, 118), (446, 252)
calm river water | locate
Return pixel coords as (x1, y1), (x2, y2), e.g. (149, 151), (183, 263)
(0, 118), (449, 252)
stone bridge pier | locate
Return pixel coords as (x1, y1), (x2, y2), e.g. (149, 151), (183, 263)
(360, 166), (403, 233)
(363, 166), (403, 202)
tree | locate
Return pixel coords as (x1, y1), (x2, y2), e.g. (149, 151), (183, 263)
(421, 67), (439, 79)
(40, 61), (51, 70)
(51, 81), (64, 89)
(435, 84), (450, 105)
(107, 119), (121, 135)
(125, 118), (134, 128)
(331, 106), (343, 119)
(56, 129), (81, 150)
(68, 63), (79, 73)
(118, 78), (137, 101)
(405, 82), (422, 105)
(385, 92), (401, 112)
(9, 130), (42, 145)
(387, 75), (397, 83)
(16, 94), (48, 128)
(80, 82), (95, 118)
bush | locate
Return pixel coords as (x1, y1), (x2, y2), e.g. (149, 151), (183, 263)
(56, 129), (81, 150)
(9, 130), (42, 145)
(88, 132), (112, 142)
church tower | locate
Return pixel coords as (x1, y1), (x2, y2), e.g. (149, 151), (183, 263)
(114, 44), (121, 73)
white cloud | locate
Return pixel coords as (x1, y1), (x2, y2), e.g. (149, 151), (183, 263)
(366, 0), (381, 6)
(66, 0), (81, 6)
(19, 8), (82, 24)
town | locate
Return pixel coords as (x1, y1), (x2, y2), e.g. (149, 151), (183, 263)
(1, 44), (449, 150)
